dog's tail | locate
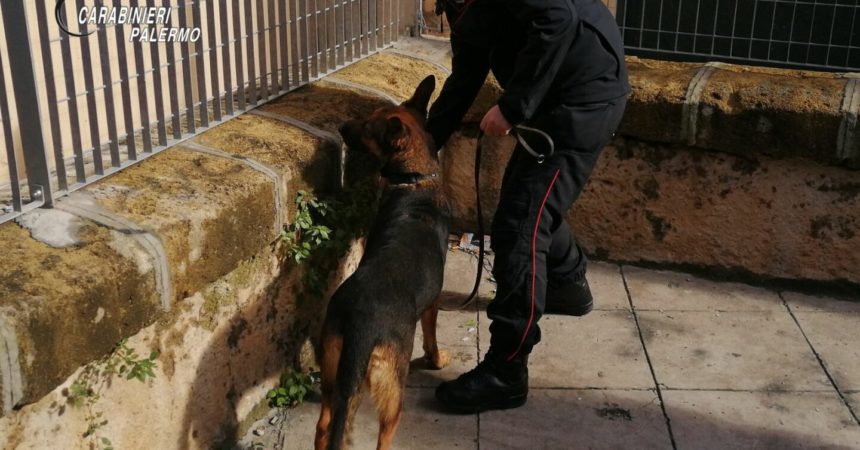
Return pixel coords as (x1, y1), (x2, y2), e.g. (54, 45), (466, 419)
(327, 324), (375, 450)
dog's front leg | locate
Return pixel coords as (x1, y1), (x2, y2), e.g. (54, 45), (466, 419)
(420, 303), (450, 369)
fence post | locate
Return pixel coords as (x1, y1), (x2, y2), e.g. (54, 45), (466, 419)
(0, 0), (54, 206)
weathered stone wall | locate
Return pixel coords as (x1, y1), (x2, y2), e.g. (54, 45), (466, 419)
(391, 39), (859, 287)
(0, 55), (395, 448)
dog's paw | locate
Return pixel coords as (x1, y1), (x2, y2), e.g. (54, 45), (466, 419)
(425, 350), (450, 370)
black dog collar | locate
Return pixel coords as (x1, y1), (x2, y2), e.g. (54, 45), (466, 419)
(380, 170), (438, 185)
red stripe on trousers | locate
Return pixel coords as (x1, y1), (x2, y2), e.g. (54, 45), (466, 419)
(507, 168), (562, 361)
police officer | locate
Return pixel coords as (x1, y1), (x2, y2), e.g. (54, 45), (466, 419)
(426, 0), (630, 412)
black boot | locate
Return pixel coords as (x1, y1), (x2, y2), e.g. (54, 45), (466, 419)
(545, 276), (593, 316)
(435, 351), (528, 413)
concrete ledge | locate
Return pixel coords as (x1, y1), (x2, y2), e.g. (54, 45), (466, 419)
(387, 38), (860, 287)
(623, 58), (859, 168)
(0, 52), (396, 449)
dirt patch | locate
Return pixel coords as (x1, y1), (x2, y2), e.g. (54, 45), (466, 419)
(88, 149), (274, 304)
(332, 52), (450, 101)
(595, 404), (633, 421)
(261, 84), (389, 133)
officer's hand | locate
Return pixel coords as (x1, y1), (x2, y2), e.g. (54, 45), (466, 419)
(480, 105), (512, 137)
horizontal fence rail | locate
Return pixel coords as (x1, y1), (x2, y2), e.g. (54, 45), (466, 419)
(0, 0), (400, 224)
(617, 0), (860, 72)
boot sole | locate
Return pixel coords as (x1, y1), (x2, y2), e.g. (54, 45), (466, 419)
(545, 300), (593, 317)
(441, 391), (528, 414)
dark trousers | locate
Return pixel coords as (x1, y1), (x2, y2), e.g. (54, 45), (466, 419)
(487, 97), (627, 360)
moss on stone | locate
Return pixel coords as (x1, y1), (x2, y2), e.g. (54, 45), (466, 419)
(0, 221), (160, 413)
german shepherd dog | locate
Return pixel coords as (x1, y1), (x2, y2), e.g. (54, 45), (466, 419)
(314, 75), (450, 450)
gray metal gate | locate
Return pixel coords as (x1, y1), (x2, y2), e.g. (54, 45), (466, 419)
(617, 0), (860, 72)
(0, 0), (400, 225)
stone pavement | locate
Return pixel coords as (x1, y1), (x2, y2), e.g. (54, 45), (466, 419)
(241, 251), (860, 449)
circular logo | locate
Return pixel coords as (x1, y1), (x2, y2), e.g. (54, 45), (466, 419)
(55, 0), (95, 37)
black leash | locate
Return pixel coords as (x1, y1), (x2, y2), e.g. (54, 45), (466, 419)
(460, 130), (486, 308)
(458, 126), (554, 309)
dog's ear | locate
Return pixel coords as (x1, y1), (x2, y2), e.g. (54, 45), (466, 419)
(402, 75), (436, 116)
(384, 116), (408, 143)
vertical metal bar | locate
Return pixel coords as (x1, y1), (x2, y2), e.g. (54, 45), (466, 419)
(1, 0), (54, 204)
(205, 0), (222, 121)
(57, 5), (86, 181)
(824, 4), (838, 67)
(804, 0), (818, 65)
(299, 0), (311, 82)
(619, 0), (626, 41)
(0, 50), (22, 211)
(279, 0), (290, 89)
(328, 0), (337, 69)
(33, 0), (69, 189)
(847, 4), (858, 68)
(656, 0), (665, 50)
(221, 0), (235, 115)
(673, 0), (683, 51)
(268, 0), (280, 91)
(692, 0), (702, 53)
(346, 0), (355, 61)
(766, 0), (778, 60)
(746, 0), (760, 58)
(75, 0), (104, 174)
(709, 0), (720, 56)
(638, 0), (646, 49)
(380, 0), (387, 46)
(337, 0), (346, 65)
(384, 0), (391, 46)
(130, 0), (153, 153)
(308, 0), (320, 78)
(368, 0), (377, 52)
(245, 0), (258, 105)
(96, 10), (121, 165)
(233, 0), (247, 109)
(729, 0), (739, 57)
(318, 0), (329, 72)
(784, 0), (798, 62)
(147, 0), (168, 147)
(164, 0), (183, 138)
(179, 1), (197, 132)
(362, 0), (370, 54)
(290, 0), (302, 86)
(257, 0), (269, 98)
(354, 0), (362, 58)
(115, 0), (139, 158)
(192, 0), (209, 126)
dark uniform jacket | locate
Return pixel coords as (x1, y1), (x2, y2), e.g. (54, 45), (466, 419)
(426, 0), (630, 149)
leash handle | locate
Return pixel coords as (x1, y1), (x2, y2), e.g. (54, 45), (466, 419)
(511, 125), (555, 164)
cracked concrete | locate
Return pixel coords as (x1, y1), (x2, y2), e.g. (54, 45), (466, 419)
(238, 252), (860, 449)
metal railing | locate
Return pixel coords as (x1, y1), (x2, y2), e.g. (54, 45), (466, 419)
(617, 0), (860, 72)
(0, 0), (401, 225)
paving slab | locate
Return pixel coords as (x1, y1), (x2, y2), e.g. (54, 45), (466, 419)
(479, 312), (654, 389)
(783, 291), (860, 313)
(664, 390), (860, 450)
(278, 388), (477, 450)
(588, 261), (631, 311)
(623, 266), (784, 311)
(637, 311), (831, 391)
(792, 311), (860, 391)
(439, 249), (496, 308)
(848, 393), (860, 417)
(409, 308), (480, 388)
(479, 389), (672, 450)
